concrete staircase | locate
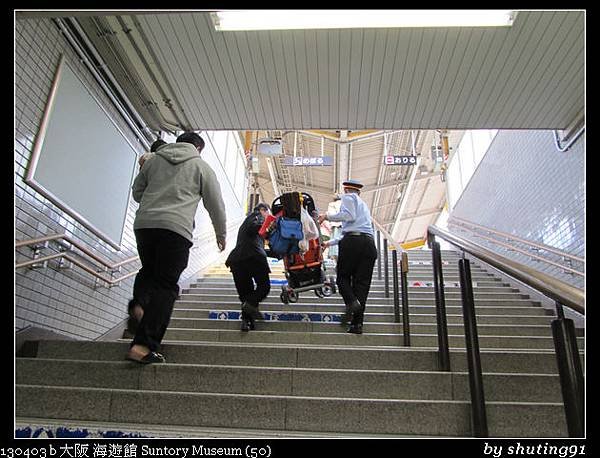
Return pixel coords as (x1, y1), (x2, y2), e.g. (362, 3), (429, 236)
(16, 250), (585, 437)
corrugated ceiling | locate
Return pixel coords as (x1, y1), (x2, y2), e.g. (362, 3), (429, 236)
(75, 10), (584, 132)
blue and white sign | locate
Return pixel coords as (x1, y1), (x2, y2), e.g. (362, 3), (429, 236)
(208, 310), (342, 322)
(384, 155), (417, 165)
(283, 156), (333, 166)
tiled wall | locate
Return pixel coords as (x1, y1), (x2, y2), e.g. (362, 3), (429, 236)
(15, 18), (246, 340)
(449, 129), (585, 289)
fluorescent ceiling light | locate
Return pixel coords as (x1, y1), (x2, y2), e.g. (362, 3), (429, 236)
(211, 10), (517, 31)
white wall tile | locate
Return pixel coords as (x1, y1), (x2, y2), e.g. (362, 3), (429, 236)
(450, 129), (584, 289)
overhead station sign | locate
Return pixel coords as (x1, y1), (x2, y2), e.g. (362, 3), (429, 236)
(384, 155), (417, 165)
(283, 156), (333, 166)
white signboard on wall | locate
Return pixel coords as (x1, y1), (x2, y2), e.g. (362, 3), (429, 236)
(25, 55), (138, 249)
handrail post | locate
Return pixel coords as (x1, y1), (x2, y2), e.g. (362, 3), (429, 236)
(383, 238), (389, 298)
(458, 257), (488, 437)
(377, 230), (382, 280)
(551, 301), (585, 437)
(400, 251), (411, 346)
(392, 248), (400, 323)
(429, 235), (451, 371)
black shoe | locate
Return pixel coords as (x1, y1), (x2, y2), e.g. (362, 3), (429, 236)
(339, 307), (351, 326)
(241, 318), (250, 332)
(240, 311), (255, 332)
(348, 299), (362, 321)
(347, 323), (363, 334)
(126, 351), (166, 364)
(242, 302), (258, 329)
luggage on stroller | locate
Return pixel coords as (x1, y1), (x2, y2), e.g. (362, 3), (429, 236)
(260, 191), (336, 304)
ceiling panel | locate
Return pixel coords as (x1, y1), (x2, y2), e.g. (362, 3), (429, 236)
(75, 10), (584, 131)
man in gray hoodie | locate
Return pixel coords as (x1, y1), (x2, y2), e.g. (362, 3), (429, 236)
(127, 132), (227, 364)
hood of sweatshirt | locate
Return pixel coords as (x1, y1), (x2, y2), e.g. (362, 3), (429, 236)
(155, 142), (199, 164)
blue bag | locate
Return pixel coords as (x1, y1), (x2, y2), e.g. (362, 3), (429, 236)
(279, 217), (303, 240)
(268, 217), (303, 258)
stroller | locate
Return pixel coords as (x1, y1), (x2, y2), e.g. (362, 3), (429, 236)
(263, 192), (336, 304)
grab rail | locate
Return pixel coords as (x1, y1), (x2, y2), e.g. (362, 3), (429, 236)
(15, 232), (140, 287)
(16, 217), (246, 288)
(428, 226), (584, 314)
(15, 233), (139, 270)
(372, 219), (410, 345)
(449, 217), (584, 277)
(427, 224), (584, 437)
(16, 251), (138, 286)
(449, 216), (584, 264)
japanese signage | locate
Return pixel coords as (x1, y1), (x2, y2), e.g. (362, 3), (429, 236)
(283, 156), (333, 166)
(384, 155), (417, 165)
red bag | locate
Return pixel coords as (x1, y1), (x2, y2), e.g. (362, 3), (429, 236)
(259, 214), (277, 239)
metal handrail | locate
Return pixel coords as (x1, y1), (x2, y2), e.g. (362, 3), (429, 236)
(15, 232), (140, 287)
(449, 221), (584, 277)
(553, 126), (585, 153)
(15, 233), (140, 270)
(372, 218), (405, 255)
(428, 224), (585, 437)
(16, 217), (246, 287)
(428, 225), (584, 314)
(16, 252), (138, 285)
(450, 216), (585, 264)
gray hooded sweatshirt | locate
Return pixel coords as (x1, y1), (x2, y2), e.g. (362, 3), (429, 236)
(132, 142), (227, 243)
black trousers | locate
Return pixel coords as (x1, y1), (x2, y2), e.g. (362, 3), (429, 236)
(336, 234), (378, 324)
(229, 255), (271, 308)
(131, 228), (192, 352)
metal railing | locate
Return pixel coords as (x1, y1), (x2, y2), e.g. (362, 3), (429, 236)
(427, 224), (584, 438)
(15, 233), (140, 288)
(372, 220), (411, 346)
(449, 216), (584, 277)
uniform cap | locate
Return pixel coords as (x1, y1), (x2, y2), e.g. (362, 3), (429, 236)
(342, 179), (364, 190)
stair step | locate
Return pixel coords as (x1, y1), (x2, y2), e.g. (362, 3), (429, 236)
(16, 385), (567, 437)
(171, 309), (559, 326)
(189, 281), (521, 296)
(14, 417), (419, 438)
(175, 302), (550, 316)
(160, 328), (584, 350)
(177, 291), (540, 307)
(31, 340), (582, 373)
(167, 318), (558, 337)
(16, 358), (564, 402)
(180, 286), (529, 303)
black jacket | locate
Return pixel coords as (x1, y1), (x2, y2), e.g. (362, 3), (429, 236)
(225, 210), (267, 267)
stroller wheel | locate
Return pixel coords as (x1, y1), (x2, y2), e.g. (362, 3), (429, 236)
(328, 276), (337, 294)
(322, 285), (333, 297)
(280, 292), (289, 304)
(314, 288), (324, 298)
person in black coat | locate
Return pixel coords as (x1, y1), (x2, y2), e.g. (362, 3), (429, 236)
(226, 203), (272, 331)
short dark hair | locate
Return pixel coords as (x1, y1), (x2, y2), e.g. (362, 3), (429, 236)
(176, 132), (205, 151)
(254, 203), (270, 213)
(150, 139), (167, 152)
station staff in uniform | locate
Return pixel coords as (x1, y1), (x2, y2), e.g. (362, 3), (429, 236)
(318, 179), (378, 334)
